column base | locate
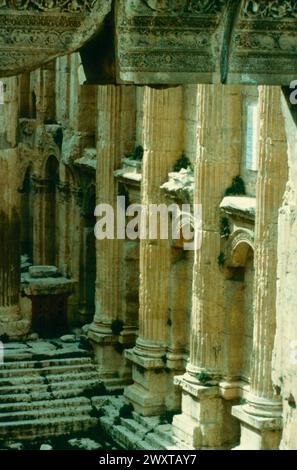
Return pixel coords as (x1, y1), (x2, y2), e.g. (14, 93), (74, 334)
(232, 400), (283, 450)
(0, 305), (30, 340)
(124, 343), (183, 416)
(173, 373), (239, 449)
(88, 324), (135, 392)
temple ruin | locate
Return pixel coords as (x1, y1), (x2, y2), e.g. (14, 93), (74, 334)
(0, 0), (297, 451)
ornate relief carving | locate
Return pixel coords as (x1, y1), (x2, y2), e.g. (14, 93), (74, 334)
(142, 0), (225, 15)
(0, 0), (111, 76)
(117, 0), (228, 82)
(242, 0), (297, 19)
(0, 0), (96, 13)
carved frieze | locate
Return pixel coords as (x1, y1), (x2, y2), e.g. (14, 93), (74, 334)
(142, 0), (225, 14)
(0, 0), (112, 77)
(242, 0), (297, 19)
(117, 0), (228, 83)
(0, 0), (96, 13)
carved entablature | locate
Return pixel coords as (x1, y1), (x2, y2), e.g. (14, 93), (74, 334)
(0, 0), (96, 13)
(242, 0), (297, 19)
(0, 0), (112, 77)
(1, 0), (297, 84)
(115, 0), (297, 85)
(227, 0), (297, 84)
(116, 0), (228, 84)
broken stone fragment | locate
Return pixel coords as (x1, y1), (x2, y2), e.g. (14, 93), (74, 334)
(29, 266), (59, 279)
(5, 442), (24, 450)
(68, 438), (102, 450)
(40, 444), (53, 450)
(60, 334), (77, 343)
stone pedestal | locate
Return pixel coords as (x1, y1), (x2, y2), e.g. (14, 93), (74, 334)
(232, 86), (288, 450)
(124, 85), (184, 415)
(173, 84), (242, 448)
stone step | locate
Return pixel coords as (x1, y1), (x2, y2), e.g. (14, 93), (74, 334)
(3, 348), (90, 362)
(45, 371), (99, 384)
(120, 418), (147, 437)
(136, 439), (158, 451)
(131, 412), (160, 432)
(0, 378), (101, 396)
(0, 382), (102, 403)
(144, 431), (177, 450)
(0, 396), (91, 414)
(154, 424), (176, 443)
(0, 404), (92, 423)
(0, 362), (95, 379)
(0, 356), (93, 370)
(0, 415), (99, 440)
(110, 424), (143, 450)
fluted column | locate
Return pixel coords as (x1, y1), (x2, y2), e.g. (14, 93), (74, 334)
(89, 85), (136, 390)
(125, 86), (184, 415)
(173, 84), (242, 448)
(233, 86), (288, 450)
(0, 78), (29, 339)
(0, 153), (20, 320)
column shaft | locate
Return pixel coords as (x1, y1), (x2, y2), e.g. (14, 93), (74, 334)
(232, 86), (288, 450)
(89, 85), (136, 390)
(125, 86), (184, 415)
(173, 84), (242, 449)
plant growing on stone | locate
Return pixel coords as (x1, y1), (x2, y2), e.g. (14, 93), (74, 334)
(119, 403), (134, 419)
(218, 251), (225, 267)
(224, 175), (246, 196)
(111, 319), (124, 336)
(220, 216), (231, 239)
(197, 371), (212, 384)
(159, 410), (178, 425)
(127, 145), (144, 161)
(173, 153), (193, 172)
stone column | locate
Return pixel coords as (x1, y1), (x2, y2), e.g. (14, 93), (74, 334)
(89, 85), (136, 391)
(124, 85), (184, 416)
(173, 84), (242, 448)
(232, 86), (288, 450)
(0, 152), (20, 326)
(0, 78), (29, 339)
(272, 89), (297, 451)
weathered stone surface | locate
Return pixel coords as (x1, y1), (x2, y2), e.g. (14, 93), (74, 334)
(0, 1), (112, 77)
(68, 438), (102, 450)
(29, 266), (59, 279)
(40, 444), (53, 450)
(60, 335), (76, 343)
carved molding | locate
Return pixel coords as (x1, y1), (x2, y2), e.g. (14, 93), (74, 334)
(242, 0), (297, 19)
(142, 0), (225, 14)
(0, 0), (112, 76)
(0, 0), (96, 13)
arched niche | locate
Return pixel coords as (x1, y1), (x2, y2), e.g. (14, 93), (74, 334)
(224, 231), (255, 383)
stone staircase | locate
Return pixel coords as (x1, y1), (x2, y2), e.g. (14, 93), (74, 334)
(0, 341), (105, 441)
(99, 396), (192, 451)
